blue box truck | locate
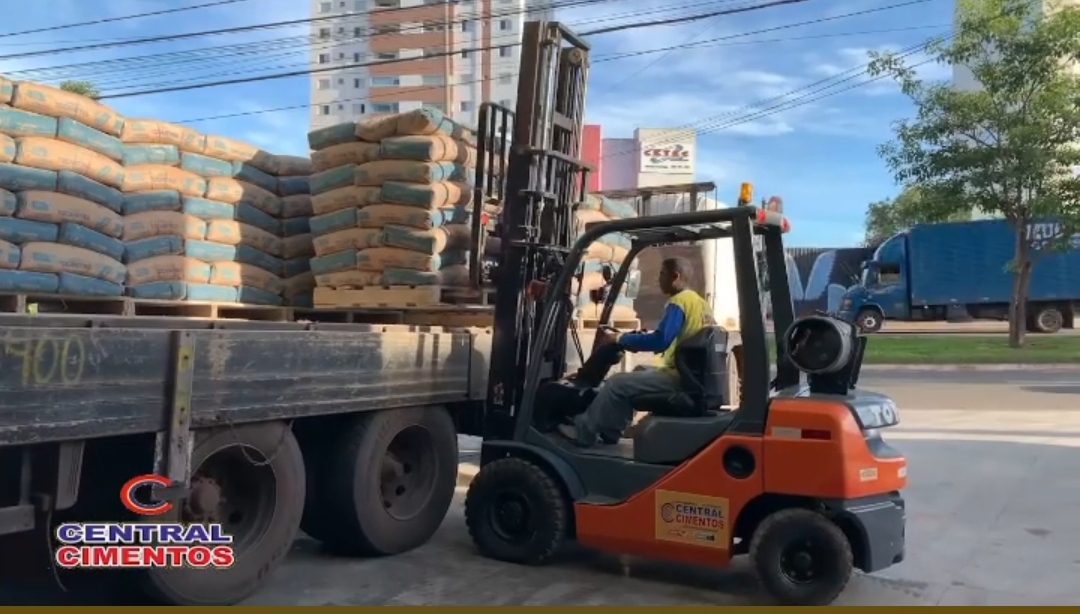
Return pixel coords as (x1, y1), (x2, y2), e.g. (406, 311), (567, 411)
(837, 218), (1080, 333)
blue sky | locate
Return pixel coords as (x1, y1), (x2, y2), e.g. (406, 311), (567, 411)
(0, 0), (954, 247)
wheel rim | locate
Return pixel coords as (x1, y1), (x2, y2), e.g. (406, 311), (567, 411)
(860, 314), (878, 330)
(1039, 311), (1061, 330)
(184, 444), (277, 552)
(380, 425), (438, 521)
(778, 539), (830, 585)
(487, 491), (536, 544)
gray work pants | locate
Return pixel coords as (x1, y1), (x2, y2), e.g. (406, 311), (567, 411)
(573, 368), (681, 445)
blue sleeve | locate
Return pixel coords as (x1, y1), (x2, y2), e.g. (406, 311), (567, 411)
(619, 303), (685, 353)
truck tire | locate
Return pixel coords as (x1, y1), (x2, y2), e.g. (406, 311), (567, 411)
(322, 406), (458, 556)
(141, 421), (305, 606)
(1032, 305), (1064, 334)
(855, 309), (883, 333)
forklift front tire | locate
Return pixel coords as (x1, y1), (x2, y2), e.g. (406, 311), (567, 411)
(465, 457), (570, 565)
(749, 508), (854, 606)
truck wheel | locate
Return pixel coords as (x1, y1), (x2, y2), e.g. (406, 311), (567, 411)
(1033, 306), (1064, 334)
(323, 406), (458, 556)
(142, 421), (305, 606)
(749, 508), (853, 606)
(855, 309), (883, 333)
(465, 457), (569, 565)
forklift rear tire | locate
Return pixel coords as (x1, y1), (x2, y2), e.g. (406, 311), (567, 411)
(465, 457), (570, 565)
(749, 508), (853, 606)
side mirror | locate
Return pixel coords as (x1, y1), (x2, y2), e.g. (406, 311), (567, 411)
(589, 286), (608, 304)
(600, 263), (615, 283)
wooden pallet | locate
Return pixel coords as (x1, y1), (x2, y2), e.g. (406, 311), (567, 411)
(573, 317), (642, 330)
(0, 292), (290, 321)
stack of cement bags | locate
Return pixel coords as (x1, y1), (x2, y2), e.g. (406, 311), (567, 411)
(572, 194), (639, 324)
(273, 156), (315, 307)
(305, 109), (479, 295)
(0, 79), (127, 296)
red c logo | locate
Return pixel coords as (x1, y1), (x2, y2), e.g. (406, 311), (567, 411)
(120, 474), (173, 516)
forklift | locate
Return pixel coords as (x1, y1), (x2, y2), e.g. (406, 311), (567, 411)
(465, 21), (908, 606)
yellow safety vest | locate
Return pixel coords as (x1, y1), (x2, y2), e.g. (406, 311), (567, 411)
(659, 289), (712, 369)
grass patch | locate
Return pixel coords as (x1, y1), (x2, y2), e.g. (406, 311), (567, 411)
(768, 334), (1080, 364)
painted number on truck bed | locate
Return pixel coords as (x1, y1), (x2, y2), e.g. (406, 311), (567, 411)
(1, 333), (85, 386)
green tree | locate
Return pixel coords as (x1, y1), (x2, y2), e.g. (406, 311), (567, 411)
(868, 0), (1080, 347)
(58, 80), (100, 100)
(863, 186), (972, 246)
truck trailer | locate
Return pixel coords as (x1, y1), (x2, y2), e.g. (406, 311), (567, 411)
(838, 218), (1080, 333)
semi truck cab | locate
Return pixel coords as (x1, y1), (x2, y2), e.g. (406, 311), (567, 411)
(838, 232), (909, 331)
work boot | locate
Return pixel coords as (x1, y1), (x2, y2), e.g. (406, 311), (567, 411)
(556, 423), (595, 447)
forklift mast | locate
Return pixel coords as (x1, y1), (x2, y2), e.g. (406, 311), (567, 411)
(477, 21), (592, 440)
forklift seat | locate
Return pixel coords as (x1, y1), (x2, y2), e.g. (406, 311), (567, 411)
(631, 326), (735, 464)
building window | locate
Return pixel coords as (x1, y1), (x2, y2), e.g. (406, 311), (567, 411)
(423, 48), (444, 58)
(354, 52), (363, 61)
(376, 52), (397, 60)
(423, 21), (445, 32)
(352, 103), (365, 114)
(318, 1), (332, 13)
(339, 1), (345, 6)
(354, 0), (365, 9)
(354, 26), (363, 37)
(460, 20), (471, 32)
(498, 73), (512, 85)
(373, 0), (398, 7)
(319, 105), (331, 115)
(423, 102), (446, 113)
(371, 102), (399, 113)
(460, 101), (473, 112)
(354, 78), (364, 88)
(461, 50), (470, 59)
(460, 73), (474, 83)
(422, 75), (446, 86)
(499, 19), (512, 31)
(499, 99), (511, 107)
(372, 76), (400, 86)
(499, 46), (512, 58)
(318, 28), (331, 39)
(374, 24), (399, 34)
(337, 78), (344, 84)
(317, 53), (330, 64)
(316, 78), (331, 90)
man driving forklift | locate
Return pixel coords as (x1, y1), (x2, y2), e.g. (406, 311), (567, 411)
(557, 256), (713, 447)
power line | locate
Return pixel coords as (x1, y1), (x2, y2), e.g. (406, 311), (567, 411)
(0, 0), (257, 39)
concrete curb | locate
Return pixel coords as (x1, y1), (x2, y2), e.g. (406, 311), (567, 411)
(861, 363), (1076, 371)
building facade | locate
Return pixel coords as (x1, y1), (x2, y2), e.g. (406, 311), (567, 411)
(308, 0), (552, 133)
(598, 127), (698, 194)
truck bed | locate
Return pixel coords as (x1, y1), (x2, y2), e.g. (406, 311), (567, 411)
(0, 314), (490, 446)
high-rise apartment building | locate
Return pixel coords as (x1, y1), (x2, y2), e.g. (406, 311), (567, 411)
(308, 0), (552, 134)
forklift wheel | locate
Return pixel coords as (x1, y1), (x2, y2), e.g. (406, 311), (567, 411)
(464, 457), (570, 565)
(749, 508), (854, 606)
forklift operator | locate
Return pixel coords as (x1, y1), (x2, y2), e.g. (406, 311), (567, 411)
(558, 257), (713, 447)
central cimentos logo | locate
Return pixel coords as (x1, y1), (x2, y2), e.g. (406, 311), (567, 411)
(660, 503), (676, 523)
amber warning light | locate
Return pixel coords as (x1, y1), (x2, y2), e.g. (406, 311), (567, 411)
(738, 182), (753, 206)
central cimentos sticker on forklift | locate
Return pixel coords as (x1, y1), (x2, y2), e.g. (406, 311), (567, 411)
(654, 490), (729, 548)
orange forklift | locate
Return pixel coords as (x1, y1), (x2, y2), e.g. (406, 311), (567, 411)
(464, 21), (907, 606)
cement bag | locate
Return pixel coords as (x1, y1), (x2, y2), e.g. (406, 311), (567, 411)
(0, 134), (13, 163)
(0, 217), (58, 244)
(127, 255), (210, 284)
(205, 177), (281, 216)
(281, 217), (309, 237)
(19, 242), (125, 284)
(0, 188), (13, 216)
(312, 185), (380, 215)
(202, 135), (275, 172)
(309, 207), (358, 237)
(212, 262), (283, 294)
(308, 122), (358, 150)
(310, 164), (356, 195)
(11, 82), (124, 136)
(56, 117), (122, 161)
(57, 271), (123, 296)
(0, 77), (11, 104)
(380, 224), (470, 255)
(282, 234), (314, 259)
(0, 163), (57, 192)
(180, 152), (233, 178)
(0, 238), (19, 268)
(584, 242), (629, 264)
(182, 196), (234, 221)
(237, 222), (283, 256)
(232, 162), (278, 194)
(380, 268), (440, 286)
(57, 170), (124, 214)
(275, 155), (313, 176)
(58, 222), (124, 261)
(0, 106), (58, 138)
(314, 269), (380, 288)
(575, 209), (629, 249)
(311, 141), (379, 172)
(205, 220), (243, 245)
(15, 137), (124, 189)
(122, 164), (206, 197)
(280, 194), (312, 218)
(283, 271), (315, 295)
(277, 177), (310, 198)
(380, 135), (476, 165)
(236, 244), (283, 276)
(577, 303), (637, 323)
(358, 204), (465, 230)
(354, 114), (399, 142)
(310, 249), (358, 276)
(15, 190), (123, 238)
(0, 269), (58, 293)
(438, 264), (469, 286)
(570, 272), (607, 296)
(238, 285), (283, 306)
(123, 190), (181, 215)
(124, 236), (236, 264)
(355, 160), (468, 186)
(120, 119), (205, 153)
(395, 108), (476, 144)
(128, 281), (237, 302)
(380, 180), (471, 208)
(122, 144), (179, 167)
(235, 203), (280, 235)
(312, 227), (380, 257)
(124, 211), (206, 242)
(282, 256), (309, 278)
(356, 246), (439, 272)
(580, 194), (637, 219)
